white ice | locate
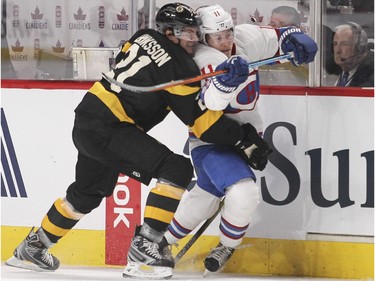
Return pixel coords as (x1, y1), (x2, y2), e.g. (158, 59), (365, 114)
(1, 264), (355, 281)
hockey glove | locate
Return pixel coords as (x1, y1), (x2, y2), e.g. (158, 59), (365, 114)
(279, 27), (318, 66)
(212, 56), (249, 93)
(236, 123), (271, 171)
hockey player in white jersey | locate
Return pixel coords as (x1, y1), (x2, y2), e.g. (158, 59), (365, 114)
(164, 4), (318, 274)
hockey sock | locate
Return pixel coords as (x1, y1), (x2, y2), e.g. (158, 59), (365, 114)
(143, 182), (184, 233)
(41, 197), (85, 244)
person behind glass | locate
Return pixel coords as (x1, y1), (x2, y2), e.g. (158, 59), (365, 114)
(333, 22), (374, 87)
(269, 5), (301, 28)
(5, 3), (254, 279)
(262, 5), (308, 86)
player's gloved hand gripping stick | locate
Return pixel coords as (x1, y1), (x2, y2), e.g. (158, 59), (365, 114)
(211, 56), (249, 93)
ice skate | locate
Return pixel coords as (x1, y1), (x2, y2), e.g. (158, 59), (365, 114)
(5, 227), (60, 271)
(123, 226), (174, 279)
(204, 243), (235, 274)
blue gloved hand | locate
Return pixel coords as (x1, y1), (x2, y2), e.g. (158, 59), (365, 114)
(279, 27), (318, 66)
(212, 56), (249, 93)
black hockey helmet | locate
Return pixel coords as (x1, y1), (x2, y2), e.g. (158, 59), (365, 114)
(155, 2), (202, 38)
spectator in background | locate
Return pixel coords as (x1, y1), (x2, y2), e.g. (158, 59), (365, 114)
(269, 5), (301, 28)
(323, 24), (341, 76)
(333, 22), (374, 87)
(260, 5), (308, 86)
(230, 7), (238, 25)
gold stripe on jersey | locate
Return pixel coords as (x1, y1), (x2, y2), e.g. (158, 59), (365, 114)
(144, 206), (175, 224)
(190, 110), (223, 138)
(89, 82), (135, 124)
(165, 84), (200, 96)
(121, 41), (132, 53)
(41, 215), (71, 238)
(151, 183), (184, 200)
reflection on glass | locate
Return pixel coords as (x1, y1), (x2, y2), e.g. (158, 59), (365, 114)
(1, 0), (374, 84)
(1, 1), (133, 80)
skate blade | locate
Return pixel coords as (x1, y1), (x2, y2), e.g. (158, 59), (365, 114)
(123, 261), (172, 279)
(203, 269), (213, 277)
(203, 268), (223, 277)
(5, 256), (54, 272)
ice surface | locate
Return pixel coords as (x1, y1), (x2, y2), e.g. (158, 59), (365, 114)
(1, 264), (355, 281)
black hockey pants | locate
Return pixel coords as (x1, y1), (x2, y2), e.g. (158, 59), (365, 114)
(66, 114), (193, 214)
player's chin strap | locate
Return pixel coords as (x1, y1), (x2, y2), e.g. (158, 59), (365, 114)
(102, 53), (293, 93)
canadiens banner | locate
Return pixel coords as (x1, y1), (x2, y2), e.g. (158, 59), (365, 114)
(4, 0), (312, 81)
(6, 0), (136, 79)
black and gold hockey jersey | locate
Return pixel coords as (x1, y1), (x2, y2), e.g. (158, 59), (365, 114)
(75, 29), (243, 145)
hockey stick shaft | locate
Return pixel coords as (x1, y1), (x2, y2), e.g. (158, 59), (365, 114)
(174, 199), (224, 264)
(102, 53), (293, 93)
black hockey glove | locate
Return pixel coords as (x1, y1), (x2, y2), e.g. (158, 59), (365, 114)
(235, 123), (272, 171)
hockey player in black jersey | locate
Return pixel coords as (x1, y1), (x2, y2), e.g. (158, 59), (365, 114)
(6, 2), (261, 279)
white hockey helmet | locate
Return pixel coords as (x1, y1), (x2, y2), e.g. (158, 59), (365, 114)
(196, 4), (234, 43)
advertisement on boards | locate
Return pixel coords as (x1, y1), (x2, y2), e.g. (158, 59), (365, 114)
(1, 88), (373, 243)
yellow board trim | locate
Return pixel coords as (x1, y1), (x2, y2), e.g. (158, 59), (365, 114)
(89, 82), (135, 124)
(143, 206), (174, 224)
(174, 235), (374, 279)
(2, 226), (106, 266)
(2, 226), (373, 279)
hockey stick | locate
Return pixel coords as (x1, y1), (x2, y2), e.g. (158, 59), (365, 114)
(102, 53), (293, 93)
(174, 199), (224, 264)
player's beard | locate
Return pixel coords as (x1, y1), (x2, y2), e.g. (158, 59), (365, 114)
(182, 41), (199, 56)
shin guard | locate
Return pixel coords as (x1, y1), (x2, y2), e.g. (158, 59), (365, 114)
(220, 179), (260, 248)
(165, 185), (220, 244)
